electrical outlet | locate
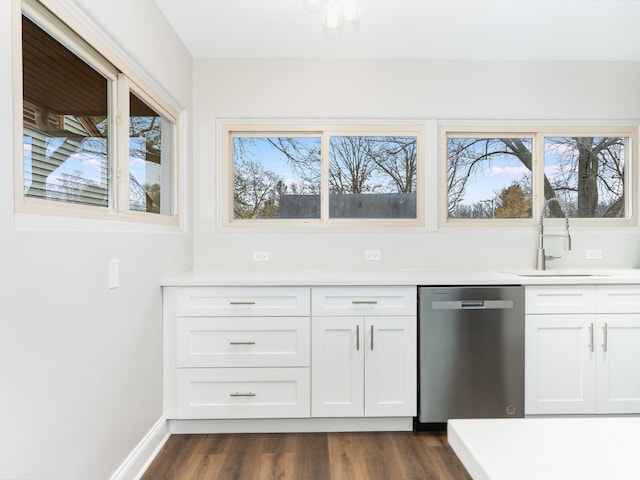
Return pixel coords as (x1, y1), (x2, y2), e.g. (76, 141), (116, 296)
(585, 249), (603, 260)
(365, 250), (381, 261)
(253, 251), (269, 262)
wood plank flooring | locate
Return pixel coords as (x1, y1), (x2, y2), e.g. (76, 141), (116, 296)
(141, 431), (471, 480)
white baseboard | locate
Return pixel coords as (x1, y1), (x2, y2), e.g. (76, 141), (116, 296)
(168, 417), (414, 434)
(109, 417), (169, 480)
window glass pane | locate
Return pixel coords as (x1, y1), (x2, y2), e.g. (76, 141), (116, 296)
(233, 136), (321, 219)
(447, 137), (533, 219)
(22, 15), (110, 207)
(544, 136), (626, 218)
(129, 92), (173, 215)
(329, 136), (417, 219)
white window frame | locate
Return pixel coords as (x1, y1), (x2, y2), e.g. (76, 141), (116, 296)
(220, 123), (426, 229)
(440, 124), (638, 228)
(14, 0), (180, 227)
(122, 77), (179, 220)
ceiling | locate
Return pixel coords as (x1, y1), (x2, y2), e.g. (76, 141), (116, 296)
(154, 0), (640, 61)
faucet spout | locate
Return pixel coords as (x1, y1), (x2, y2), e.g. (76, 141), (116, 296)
(536, 198), (571, 270)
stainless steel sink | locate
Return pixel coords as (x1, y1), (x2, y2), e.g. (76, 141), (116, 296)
(517, 273), (607, 277)
(504, 270), (612, 278)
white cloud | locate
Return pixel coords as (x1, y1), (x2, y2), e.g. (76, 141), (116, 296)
(488, 165), (529, 176)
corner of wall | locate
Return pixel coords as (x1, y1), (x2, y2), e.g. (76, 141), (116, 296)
(108, 417), (169, 480)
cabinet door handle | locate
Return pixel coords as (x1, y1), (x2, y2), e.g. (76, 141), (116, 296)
(229, 341), (256, 345)
(588, 323), (594, 352)
(602, 322), (608, 352)
(230, 392), (256, 397)
(229, 301), (256, 305)
(356, 325), (360, 351)
(370, 325), (374, 350)
(352, 300), (378, 305)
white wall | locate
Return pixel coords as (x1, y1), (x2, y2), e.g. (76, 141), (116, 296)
(193, 59), (640, 272)
(0, 1), (192, 478)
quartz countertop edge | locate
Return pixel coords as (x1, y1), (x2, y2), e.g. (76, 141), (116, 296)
(447, 417), (640, 480)
(161, 268), (640, 287)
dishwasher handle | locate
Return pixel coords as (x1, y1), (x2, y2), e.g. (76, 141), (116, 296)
(431, 300), (514, 310)
(461, 300), (485, 309)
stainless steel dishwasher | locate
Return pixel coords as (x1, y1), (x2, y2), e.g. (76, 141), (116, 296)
(417, 285), (525, 426)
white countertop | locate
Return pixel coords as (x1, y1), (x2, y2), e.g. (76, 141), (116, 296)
(161, 268), (640, 287)
(448, 417), (640, 480)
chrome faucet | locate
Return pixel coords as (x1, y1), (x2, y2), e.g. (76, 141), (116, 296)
(536, 198), (572, 270)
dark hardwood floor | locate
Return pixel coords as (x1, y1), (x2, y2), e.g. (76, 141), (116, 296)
(141, 431), (472, 480)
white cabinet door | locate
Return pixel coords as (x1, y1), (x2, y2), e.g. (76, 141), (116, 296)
(311, 316), (364, 417)
(312, 315), (417, 418)
(364, 316), (417, 417)
(596, 314), (640, 413)
(525, 314), (596, 415)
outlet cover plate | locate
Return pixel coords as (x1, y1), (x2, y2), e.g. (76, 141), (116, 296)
(253, 251), (269, 262)
(585, 249), (603, 260)
(365, 250), (381, 261)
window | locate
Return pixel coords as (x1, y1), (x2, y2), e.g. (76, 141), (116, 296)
(223, 125), (424, 227)
(543, 136), (626, 219)
(442, 126), (636, 226)
(446, 135), (533, 220)
(328, 135), (418, 219)
(232, 135), (321, 219)
(128, 91), (174, 215)
(17, 2), (178, 224)
(22, 14), (113, 209)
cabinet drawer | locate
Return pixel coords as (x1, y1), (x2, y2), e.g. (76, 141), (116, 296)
(596, 286), (640, 313)
(312, 287), (416, 316)
(176, 368), (310, 419)
(177, 317), (310, 367)
(526, 286), (595, 314)
(176, 287), (310, 317)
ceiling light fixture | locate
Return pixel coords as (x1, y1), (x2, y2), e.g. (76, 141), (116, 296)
(304, 0), (361, 39)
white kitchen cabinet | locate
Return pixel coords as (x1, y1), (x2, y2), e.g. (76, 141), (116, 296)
(595, 286), (640, 413)
(164, 286), (311, 419)
(526, 285), (640, 415)
(526, 312), (596, 414)
(176, 367), (309, 419)
(311, 287), (417, 418)
(311, 316), (363, 417)
(595, 314), (640, 413)
(177, 316), (309, 368)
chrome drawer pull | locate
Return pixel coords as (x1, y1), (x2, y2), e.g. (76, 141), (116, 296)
(229, 341), (256, 345)
(229, 301), (256, 305)
(352, 300), (378, 305)
(230, 392), (256, 397)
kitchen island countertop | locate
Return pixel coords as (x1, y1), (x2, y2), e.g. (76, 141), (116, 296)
(448, 417), (640, 480)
